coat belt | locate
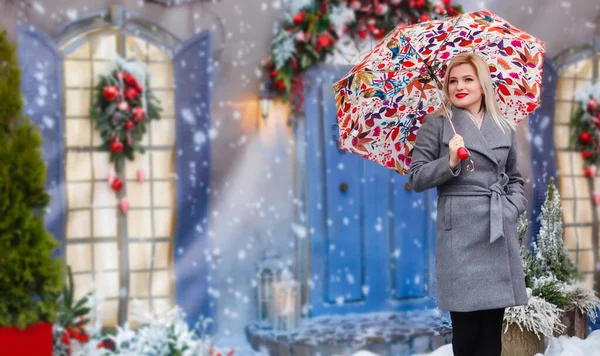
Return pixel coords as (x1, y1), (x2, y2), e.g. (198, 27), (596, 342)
(437, 173), (509, 243)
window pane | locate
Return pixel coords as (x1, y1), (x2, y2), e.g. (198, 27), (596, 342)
(66, 152), (92, 181)
(553, 125), (570, 150)
(93, 182), (118, 207)
(153, 210), (175, 238)
(93, 209), (117, 238)
(151, 151), (175, 179)
(89, 30), (117, 60)
(154, 90), (175, 117)
(555, 79), (575, 101)
(130, 272), (150, 297)
(92, 152), (111, 179)
(129, 242), (152, 270)
(92, 60), (115, 84)
(67, 182), (92, 209)
(94, 242), (119, 271)
(154, 242), (172, 268)
(65, 119), (92, 147)
(67, 244), (92, 272)
(125, 36), (148, 61)
(65, 89), (91, 117)
(64, 60), (91, 88)
(579, 250), (594, 273)
(67, 210), (91, 238)
(562, 199), (592, 224)
(72, 273), (93, 301)
(66, 42), (90, 60)
(148, 43), (170, 62)
(574, 58), (593, 79)
(553, 102), (572, 124)
(96, 272), (120, 298)
(99, 300), (119, 327)
(128, 181), (152, 208)
(151, 270), (172, 296)
(152, 181), (175, 208)
(150, 118), (176, 146)
(125, 152), (150, 180)
(128, 210), (153, 237)
(148, 63), (174, 89)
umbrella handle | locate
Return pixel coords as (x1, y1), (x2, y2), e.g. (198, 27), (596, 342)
(458, 147), (469, 160)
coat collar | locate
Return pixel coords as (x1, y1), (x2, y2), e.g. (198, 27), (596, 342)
(450, 105), (507, 167)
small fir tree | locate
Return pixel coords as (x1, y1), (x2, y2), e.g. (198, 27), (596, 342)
(0, 29), (63, 328)
(533, 177), (580, 283)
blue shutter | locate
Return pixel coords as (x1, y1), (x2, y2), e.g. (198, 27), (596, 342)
(16, 23), (66, 257)
(173, 31), (213, 327)
(528, 60), (558, 244)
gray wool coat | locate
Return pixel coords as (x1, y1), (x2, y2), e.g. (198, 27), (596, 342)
(408, 106), (529, 312)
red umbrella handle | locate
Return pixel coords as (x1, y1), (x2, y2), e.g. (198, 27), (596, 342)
(458, 147), (469, 160)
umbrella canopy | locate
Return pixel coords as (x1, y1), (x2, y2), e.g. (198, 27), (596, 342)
(333, 10), (546, 174)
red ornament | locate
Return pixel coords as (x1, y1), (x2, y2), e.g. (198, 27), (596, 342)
(582, 150), (592, 159)
(416, 0), (426, 9)
(111, 178), (123, 191)
(124, 74), (138, 87)
(580, 131), (592, 144)
(103, 85), (119, 101)
(275, 80), (285, 91)
(594, 193), (600, 206)
(110, 139), (123, 153)
(442, 0), (452, 6)
(132, 107), (146, 122)
(588, 98), (599, 112)
(290, 57), (298, 71)
(447, 7), (457, 16)
(125, 120), (135, 130)
(357, 28), (368, 39)
(584, 165), (597, 178)
(125, 88), (139, 100)
(420, 14), (430, 22)
(270, 69), (278, 78)
(316, 34), (332, 50)
(293, 12), (306, 25)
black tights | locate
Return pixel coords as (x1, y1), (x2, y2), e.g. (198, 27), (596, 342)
(450, 308), (505, 356)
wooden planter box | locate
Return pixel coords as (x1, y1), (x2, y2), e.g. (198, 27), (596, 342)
(0, 322), (53, 355)
(501, 323), (545, 356)
(556, 307), (588, 339)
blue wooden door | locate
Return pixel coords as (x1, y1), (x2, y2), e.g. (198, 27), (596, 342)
(303, 65), (437, 316)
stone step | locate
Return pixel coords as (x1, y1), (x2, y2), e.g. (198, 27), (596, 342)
(246, 310), (453, 356)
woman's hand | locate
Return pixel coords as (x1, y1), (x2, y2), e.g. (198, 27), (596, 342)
(449, 134), (466, 169)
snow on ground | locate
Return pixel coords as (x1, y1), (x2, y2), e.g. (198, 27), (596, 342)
(349, 329), (600, 356)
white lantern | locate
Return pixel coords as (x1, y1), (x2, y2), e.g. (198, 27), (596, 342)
(257, 250), (281, 329)
(271, 268), (300, 334)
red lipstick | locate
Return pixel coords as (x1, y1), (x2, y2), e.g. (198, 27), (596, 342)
(455, 93), (468, 99)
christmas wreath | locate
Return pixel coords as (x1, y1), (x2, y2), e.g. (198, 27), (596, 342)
(263, 0), (462, 110)
(90, 66), (162, 171)
(570, 84), (600, 184)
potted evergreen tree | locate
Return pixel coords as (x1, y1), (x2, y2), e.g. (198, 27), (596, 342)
(502, 177), (600, 356)
(0, 29), (64, 355)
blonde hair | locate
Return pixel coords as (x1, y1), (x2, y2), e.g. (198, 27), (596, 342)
(436, 53), (514, 133)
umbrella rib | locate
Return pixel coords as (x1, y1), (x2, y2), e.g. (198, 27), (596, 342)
(427, 13), (465, 86)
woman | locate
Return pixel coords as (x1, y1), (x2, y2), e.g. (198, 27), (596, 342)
(408, 53), (528, 356)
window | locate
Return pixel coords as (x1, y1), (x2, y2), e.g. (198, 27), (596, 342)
(63, 29), (177, 326)
(552, 46), (600, 289)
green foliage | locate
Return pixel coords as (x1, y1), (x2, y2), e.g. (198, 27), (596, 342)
(0, 30), (23, 132)
(57, 266), (91, 331)
(532, 280), (571, 308)
(0, 28), (63, 329)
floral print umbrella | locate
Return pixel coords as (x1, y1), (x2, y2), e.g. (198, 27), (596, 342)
(333, 10), (546, 174)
